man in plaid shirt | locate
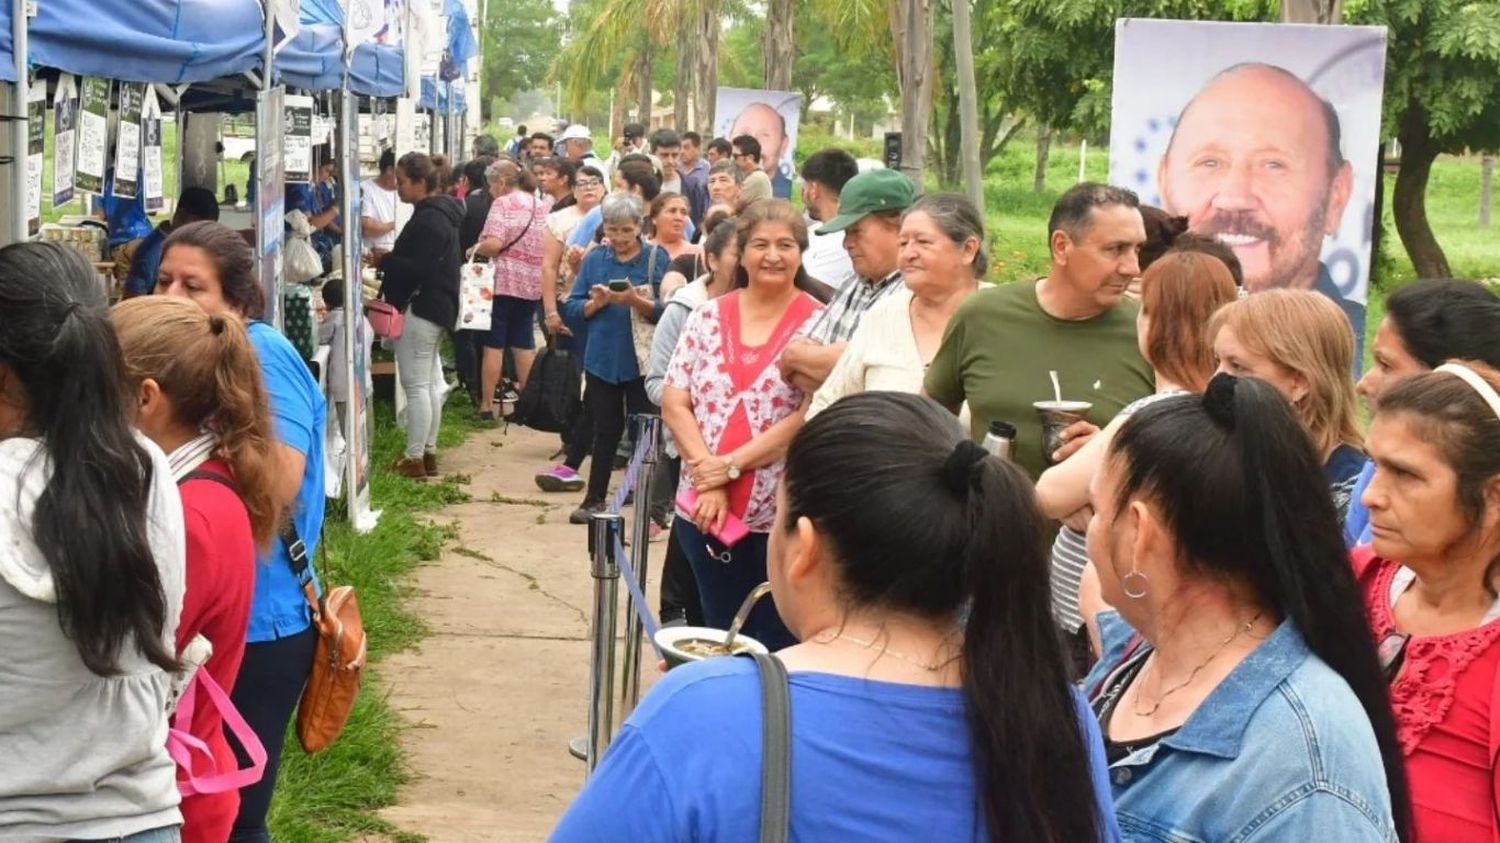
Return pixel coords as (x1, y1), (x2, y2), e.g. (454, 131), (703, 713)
(779, 169), (913, 393)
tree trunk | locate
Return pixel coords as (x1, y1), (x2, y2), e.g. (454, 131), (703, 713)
(1033, 129), (1052, 193)
(891, 0), (934, 189)
(951, 0), (982, 209)
(1392, 109), (1452, 278)
(611, 74), (630, 143)
(693, 0), (720, 136)
(635, 40), (653, 127)
(763, 0), (794, 91)
(1281, 0), (1343, 23)
(674, 9), (694, 131)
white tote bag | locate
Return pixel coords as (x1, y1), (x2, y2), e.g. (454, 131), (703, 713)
(456, 253), (493, 333)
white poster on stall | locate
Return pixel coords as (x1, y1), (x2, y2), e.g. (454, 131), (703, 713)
(394, 97), (417, 233)
(74, 76), (111, 195)
(256, 87), (287, 329)
(714, 87), (803, 199)
(284, 94), (314, 183)
(339, 91), (379, 532)
(114, 83), (145, 199)
(26, 80), (45, 235)
(142, 86), (165, 213)
(51, 74), (77, 207)
(1109, 19), (1387, 361)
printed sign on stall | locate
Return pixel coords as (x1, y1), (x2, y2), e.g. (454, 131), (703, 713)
(26, 80), (45, 235)
(284, 94), (314, 184)
(51, 74), (77, 207)
(114, 83), (145, 200)
(141, 86), (165, 213)
(74, 76), (111, 195)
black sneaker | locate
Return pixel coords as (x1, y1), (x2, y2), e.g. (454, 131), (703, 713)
(569, 501), (606, 525)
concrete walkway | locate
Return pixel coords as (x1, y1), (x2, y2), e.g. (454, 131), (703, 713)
(377, 421), (657, 842)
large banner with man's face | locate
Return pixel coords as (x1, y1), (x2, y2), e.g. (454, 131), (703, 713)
(715, 87), (802, 200)
(1109, 19), (1387, 350)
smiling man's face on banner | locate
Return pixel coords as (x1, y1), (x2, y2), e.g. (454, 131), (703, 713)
(1159, 64), (1355, 293)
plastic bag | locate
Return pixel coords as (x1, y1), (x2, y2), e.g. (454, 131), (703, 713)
(285, 210), (323, 284)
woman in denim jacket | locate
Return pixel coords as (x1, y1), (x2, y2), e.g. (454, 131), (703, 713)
(1080, 374), (1412, 842)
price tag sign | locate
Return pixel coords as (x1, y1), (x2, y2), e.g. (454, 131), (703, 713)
(74, 76), (112, 195)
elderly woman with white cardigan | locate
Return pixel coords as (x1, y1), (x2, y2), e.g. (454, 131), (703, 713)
(809, 194), (986, 424)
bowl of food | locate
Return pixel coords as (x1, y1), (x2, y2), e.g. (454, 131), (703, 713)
(654, 625), (768, 670)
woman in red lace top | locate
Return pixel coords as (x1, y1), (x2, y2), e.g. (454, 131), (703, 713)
(1356, 360), (1500, 842)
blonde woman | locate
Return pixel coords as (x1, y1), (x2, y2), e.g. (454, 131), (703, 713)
(114, 296), (283, 843)
(1210, 288), (1365, 513)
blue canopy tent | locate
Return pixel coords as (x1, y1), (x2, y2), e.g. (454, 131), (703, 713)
(28, 0), (263, 84)
(0, 2), (15, 83)
(285, 0), (406, 96)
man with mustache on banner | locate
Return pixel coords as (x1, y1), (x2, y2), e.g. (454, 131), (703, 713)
(1159, 62), (1362, 339)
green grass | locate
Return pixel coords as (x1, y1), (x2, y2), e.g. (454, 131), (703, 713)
(265, 395), (487, 843)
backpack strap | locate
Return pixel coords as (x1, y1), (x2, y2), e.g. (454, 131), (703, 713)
(178, 468), (239, 494)
(752, 651), (791, 843)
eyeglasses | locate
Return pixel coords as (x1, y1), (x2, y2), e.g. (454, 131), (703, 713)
(575, 179), (604, 189)
(1377, 630), (1411, 681)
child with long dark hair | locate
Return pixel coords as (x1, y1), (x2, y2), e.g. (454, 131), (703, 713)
(0, 242), (186, 840)
(553, 392), (1119, 841)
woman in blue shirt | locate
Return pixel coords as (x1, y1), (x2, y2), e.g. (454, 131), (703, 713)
(1343, 279), (1500, 547)
(155, 221), (326, 843)
(562, 192), (668, 523)
(553, 392), (1120, 842)
(1080, 375), (1409, 841)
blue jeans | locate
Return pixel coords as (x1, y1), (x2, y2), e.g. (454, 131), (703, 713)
(229, 627), (318, 843)
(394, 311), (446, 459)
(673, 520), (796, 650)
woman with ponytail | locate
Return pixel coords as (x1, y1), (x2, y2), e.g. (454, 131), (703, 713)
(114, 296), (283, 843)
(553, 392), (1119, 842)
(156, 221), (326, 842)
(0, 243), (186, 840)
(1081, 374), (1409, 841)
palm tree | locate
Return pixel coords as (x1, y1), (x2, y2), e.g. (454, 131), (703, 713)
(551, 0), (727, 136)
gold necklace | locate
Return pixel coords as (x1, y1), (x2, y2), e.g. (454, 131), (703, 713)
(1131, 613), (1262, 718)
(811, 631), (960, 672)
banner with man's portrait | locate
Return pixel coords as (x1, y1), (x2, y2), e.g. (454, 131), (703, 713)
(1109, 19), (1387, 355)
(715, 87), (803, 200)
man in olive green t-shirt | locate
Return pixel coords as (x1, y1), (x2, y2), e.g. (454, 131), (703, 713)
(925, 183), (1155, 480)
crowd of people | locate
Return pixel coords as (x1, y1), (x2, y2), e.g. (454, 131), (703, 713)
(3, 114), (1500, 843)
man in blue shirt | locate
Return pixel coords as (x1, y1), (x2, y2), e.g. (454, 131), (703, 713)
(123, 187), (221, 297)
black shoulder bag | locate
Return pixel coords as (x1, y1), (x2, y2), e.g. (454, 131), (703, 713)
(752, 651), (791, 843)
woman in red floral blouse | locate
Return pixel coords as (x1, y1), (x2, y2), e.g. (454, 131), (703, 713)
(1356, 360), (1500, 842)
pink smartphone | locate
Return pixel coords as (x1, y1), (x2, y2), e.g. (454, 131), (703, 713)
(675, 488), (750, 548)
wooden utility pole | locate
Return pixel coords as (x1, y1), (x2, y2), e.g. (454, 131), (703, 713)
(951, 0), (982, 208)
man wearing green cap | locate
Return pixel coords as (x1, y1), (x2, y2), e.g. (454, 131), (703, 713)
(779, 168), (913, 393)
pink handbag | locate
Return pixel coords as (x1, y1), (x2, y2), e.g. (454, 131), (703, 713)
(365, 299), (405, 340)
(167, 670), (268, 796)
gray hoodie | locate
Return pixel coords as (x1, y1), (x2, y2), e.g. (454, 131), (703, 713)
(0, 436), (185, 840)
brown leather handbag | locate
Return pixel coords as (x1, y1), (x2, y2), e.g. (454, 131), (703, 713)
(283, 525), (367, 754)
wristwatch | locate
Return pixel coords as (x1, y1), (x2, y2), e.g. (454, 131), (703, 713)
(725, 458), (741, 481)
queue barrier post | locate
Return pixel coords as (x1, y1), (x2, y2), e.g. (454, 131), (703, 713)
(583, 511), (624, 773)
(619, 413), (662, 717)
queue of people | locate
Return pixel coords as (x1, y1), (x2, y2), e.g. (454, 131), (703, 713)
(5, 119), (1500, 843)
(537, 134), (1500, 842)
